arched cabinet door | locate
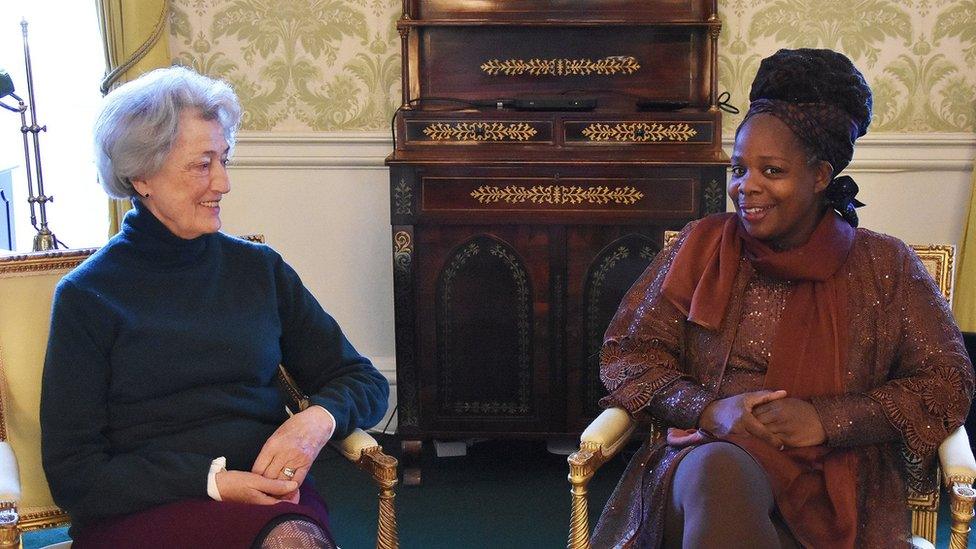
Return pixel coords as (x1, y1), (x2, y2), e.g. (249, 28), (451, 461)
(415, 225), (552, 434)
(564, 227), (661, 431)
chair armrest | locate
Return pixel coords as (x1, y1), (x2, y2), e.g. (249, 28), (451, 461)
(580, 407), (638, 460)
(0, 442), (21, 505)
(939, 426), (976, 483)
(330, 428), (380, 462)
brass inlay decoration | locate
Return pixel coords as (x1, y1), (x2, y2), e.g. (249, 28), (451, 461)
(480, 56), (640, 76)
(581, 122), (697, 142)
(393, 178), (413, 216)
(470, 185), (643, 205)
(422, 122), (537, 141)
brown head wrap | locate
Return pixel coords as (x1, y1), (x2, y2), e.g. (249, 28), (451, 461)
(739, 49), (873, 226)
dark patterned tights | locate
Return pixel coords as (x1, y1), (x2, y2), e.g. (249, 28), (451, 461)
(257, 518), (336, 549)
(663, 442), (800, 549)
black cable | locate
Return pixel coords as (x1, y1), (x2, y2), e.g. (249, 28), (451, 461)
(380, 403), (397, 435)
(717, 91), (740, 114)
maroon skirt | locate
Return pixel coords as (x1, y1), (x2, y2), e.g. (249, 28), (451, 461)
(70, 483), (333, 549)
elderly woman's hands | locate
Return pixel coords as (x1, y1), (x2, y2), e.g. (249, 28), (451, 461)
(214, 471), (298, 505)
(251, 406), (336, 500)
(699, 390), (787, 448)
(753, 397), (826, 448)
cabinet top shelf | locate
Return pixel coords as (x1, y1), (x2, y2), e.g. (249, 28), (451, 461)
(398, 18), (721, 28)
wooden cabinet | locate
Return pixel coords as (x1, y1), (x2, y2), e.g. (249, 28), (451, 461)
(387, 0), (728, 444)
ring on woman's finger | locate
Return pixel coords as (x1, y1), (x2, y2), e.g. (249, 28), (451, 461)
(281, 467), (296, 479)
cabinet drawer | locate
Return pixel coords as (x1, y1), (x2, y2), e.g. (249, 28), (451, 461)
(405, 119), (553, 145)
(564, 119), (715, 145)
(421, 176), (698, 216)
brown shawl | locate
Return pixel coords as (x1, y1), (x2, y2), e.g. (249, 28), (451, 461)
(661, 211), (858, 548)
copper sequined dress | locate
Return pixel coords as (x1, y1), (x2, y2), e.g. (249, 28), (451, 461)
(590, 219), (975, 548)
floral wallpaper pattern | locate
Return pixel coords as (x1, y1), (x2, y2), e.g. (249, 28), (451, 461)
(169, 0), (400, 131)
(169, 0), (975, 133)
(719, 0), (976, 133)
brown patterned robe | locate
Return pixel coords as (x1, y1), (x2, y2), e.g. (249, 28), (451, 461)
(591, 220), (974, 548)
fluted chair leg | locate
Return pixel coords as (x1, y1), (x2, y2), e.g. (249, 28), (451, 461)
(358, 447), (399, 549)
(568, 444), (606, 549)
(0, 508), (18, 549)
(948, 482), (976, 549)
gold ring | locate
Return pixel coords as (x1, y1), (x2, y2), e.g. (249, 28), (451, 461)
(282, 467), (296, 479)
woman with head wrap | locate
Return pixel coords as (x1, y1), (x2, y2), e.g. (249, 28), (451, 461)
(40, 66), (389, 547)
(590, 49), (973, 547)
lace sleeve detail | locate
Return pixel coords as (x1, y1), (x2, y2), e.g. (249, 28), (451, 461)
(598, 221), (718, 425)
(867, 241), (974, 489)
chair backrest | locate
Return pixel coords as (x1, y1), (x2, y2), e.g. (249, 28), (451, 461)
(0, 248), (95, 530)
(909, 244), (954, 304)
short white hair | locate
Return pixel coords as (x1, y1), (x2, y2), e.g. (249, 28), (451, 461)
(93, 66), (242, 199)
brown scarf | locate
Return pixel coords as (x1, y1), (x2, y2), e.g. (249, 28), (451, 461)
(662, 211), (859, 548)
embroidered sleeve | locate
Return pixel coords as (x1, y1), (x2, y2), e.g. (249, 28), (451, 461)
(599, 223), (718, 427)
(866, 242), (974, 487)
(810, 393), (899, 448)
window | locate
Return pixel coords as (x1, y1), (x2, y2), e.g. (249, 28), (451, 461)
(0, 2), (108, 251)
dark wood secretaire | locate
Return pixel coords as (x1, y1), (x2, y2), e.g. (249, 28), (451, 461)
(386, 1), (728, 454)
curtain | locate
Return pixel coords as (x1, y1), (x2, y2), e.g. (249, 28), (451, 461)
(954, 163), (976, 332)
(95, 0), (171, 236)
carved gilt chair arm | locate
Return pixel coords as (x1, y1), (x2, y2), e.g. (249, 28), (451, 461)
(329, 430), (399, 549)
(567, 407), (638, 549)
(0, 442), (21, 548)
(938, 426), (976, 549)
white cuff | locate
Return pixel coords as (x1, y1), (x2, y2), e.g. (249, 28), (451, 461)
(207, 456), (227, 501)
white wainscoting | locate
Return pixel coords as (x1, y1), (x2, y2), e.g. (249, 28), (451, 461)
(221, 131), (975, 433)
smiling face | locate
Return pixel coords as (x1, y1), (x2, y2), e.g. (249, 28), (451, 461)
(131, 109), (231, 240)
(728, 114), (833, 250)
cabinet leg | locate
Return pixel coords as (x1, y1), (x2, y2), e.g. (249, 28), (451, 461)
(401, 439), (423, 486)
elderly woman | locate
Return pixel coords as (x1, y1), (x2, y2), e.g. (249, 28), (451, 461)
(40, 66), (388, 548)
(591, 49), (974, 548)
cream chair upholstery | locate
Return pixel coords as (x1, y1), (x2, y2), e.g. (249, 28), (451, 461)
(567, 243), (976, 549)
(0, 245), (399, 549)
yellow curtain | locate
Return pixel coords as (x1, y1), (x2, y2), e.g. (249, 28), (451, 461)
(96, 0), (171, 236)
(954, 164), (976, 332)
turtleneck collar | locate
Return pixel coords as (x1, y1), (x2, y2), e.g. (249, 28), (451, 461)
(119, 199), (213, 269)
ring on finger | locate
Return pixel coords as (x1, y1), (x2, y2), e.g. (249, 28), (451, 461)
(282, 467), (296, 479)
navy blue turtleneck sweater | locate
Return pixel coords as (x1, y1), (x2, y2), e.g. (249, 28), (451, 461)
(40, 201), (388, 523)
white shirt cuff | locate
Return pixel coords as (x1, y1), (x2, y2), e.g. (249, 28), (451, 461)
(207, 456), (227, 501)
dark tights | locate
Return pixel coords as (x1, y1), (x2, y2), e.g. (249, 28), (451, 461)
(256, 518), (335, 549)
(663, 442), (800, 549)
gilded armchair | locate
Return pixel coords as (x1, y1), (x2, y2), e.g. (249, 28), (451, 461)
(567, 242), (976, 549)
(0, 244), (399, 549)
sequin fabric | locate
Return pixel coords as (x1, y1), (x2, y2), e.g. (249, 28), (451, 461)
(592, 221), (974, 548)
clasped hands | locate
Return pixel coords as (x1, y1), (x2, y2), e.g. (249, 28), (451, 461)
(215, 405), (336, 505)
(698, 389), (826, 450)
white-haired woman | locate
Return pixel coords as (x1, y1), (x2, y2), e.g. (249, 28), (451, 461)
(40, 66), (388, 548)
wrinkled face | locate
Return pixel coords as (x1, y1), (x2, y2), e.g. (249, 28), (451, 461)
(728, 114), (832, 250)
(132, 109), (230, 240)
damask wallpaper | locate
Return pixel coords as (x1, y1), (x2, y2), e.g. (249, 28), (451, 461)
(169, 0), (975, 134)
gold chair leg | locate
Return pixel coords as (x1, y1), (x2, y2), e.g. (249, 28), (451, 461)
(948, 482), (976, 549)
(0, 508), (19, 549)
(568, 443), (606, 549)
(358, 447), (399, 549)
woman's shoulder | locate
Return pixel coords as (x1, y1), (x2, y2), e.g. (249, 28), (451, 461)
(851, 226), (915, 261)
